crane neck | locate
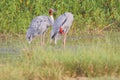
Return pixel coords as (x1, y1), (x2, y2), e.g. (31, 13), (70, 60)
(50, 15), (54, 25)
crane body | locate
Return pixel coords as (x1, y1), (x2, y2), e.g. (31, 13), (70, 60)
(50, 12), (74, 46)
(26, 9), (55, 45)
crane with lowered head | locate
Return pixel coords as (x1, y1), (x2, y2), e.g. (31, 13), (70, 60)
(26, 9), (56, 45)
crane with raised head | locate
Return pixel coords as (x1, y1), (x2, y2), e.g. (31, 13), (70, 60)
(26, 9), (56, 45)
(50, 12), (74, 46)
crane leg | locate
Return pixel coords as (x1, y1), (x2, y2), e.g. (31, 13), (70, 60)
(42, 33), (45, 45)
(55, 38), (57, 45)
(63, 33), (67, 47)
(50, 39), (52, 44)
(40, 35), (43, 46)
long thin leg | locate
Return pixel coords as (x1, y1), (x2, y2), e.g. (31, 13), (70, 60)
(42, 33), (45, 45)
(50, 39), (52, 44)
(63, 33), (67, 47)
(40, 35), (43, 46)
(55, 38), (57, 45)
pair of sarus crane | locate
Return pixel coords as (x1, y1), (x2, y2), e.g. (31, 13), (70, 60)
(26, 9), (74, 46)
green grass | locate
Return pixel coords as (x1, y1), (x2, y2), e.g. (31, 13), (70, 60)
(0, 32), (120, 80)
(0, 0), (120, 79)
(0, 0), (120, 34)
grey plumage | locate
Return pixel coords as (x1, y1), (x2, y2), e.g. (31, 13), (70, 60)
(26, 16), (52, 43)
(26, 9), (55, 44)
(50, 12), (74, 45)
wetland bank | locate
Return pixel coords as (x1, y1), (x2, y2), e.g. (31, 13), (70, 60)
(0, 0), (120, 80)
(0, 32), (120, 80)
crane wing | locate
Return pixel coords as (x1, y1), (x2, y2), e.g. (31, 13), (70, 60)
(51, 14), (67, 39)
(53, 14), (67, 33)
(29, 16), (51, 30)
(51, 12), (74, 39)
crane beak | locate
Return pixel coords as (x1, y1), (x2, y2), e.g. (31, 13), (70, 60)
(53, 10), (56, 13)
(51, 9), (56, 13)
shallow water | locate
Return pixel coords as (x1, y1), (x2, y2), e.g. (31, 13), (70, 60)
(0, 32), (120, 53)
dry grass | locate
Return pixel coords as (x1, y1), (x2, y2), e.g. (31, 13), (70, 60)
(0, 32), (120, 80)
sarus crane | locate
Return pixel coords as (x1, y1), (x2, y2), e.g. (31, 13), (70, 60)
(50, 12), (74, 46)
(26, 9), (56, 45)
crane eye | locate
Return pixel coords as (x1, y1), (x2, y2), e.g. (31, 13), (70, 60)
(49, 9), (52, 13)
(28, 35), (31, 40)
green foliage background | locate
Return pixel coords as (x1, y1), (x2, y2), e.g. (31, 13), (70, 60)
(0, 0), (120, 34)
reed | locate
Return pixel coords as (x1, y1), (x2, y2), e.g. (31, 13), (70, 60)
(0, 0), (120, 34)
